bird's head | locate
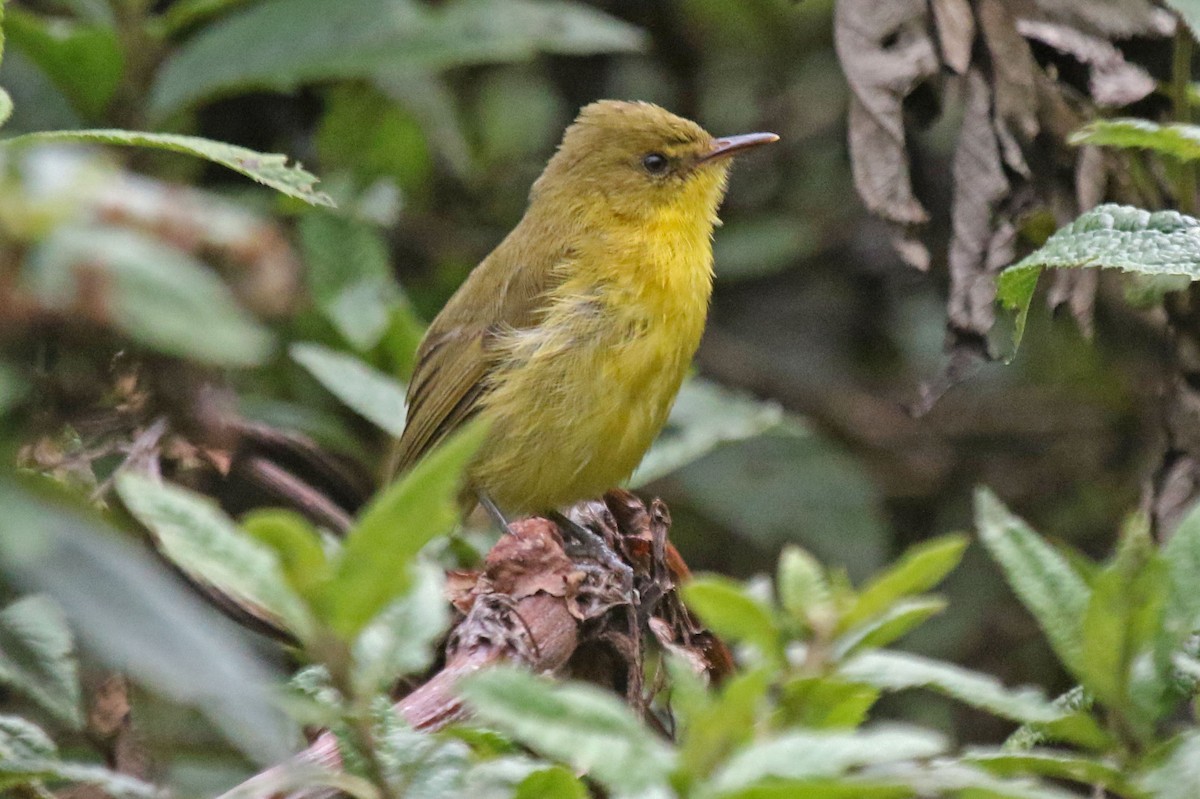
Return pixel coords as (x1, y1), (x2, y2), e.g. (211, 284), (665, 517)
(531, 100), (778, 227)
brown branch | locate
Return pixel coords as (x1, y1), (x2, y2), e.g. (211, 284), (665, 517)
(219, 492), (727, 799)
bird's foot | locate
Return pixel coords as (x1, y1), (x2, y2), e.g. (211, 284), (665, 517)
(549, 510), (635, 596)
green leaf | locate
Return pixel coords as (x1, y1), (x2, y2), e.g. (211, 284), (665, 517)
(461, 667), (674, 796)
(149, 0), (644, 119)
(776, 544), (831, 624)
(240, 509), (329, 600)
(116, 473), (314, 640)
(1, 129), (333, 206)
(996, 204), (1200, 356)
(1137, 730), (1200, 799)
(3, 8), (123, 120)
(963, 747), (1132, 794)
(1072, 117), (1200, 161)
(833, 596), (947, 657)
(320, 418), (485, 637)
(840, 534), (968, 633)
(0, 88), (11, 129)
(23, 225), (273, 366)
(291, 342), (408, 436)
(0, 478), (295, 763)
(710, 726), (946, 794)
(683, 576), (782, 664)
(0, 714), (57, 761)
(839, 650), (1063, 724)
(0, 596), (82, 728)
(778, 676), (879, 729)
(881, 760), (1083, 799)
(513, 767), (588, 799)
(632, 378), (783, 486)
(678, 667), (770, 779)
(975, 488), (1089, 676)
(351, 560), (449, 695)
(0, 759), (161, 798)
(298, 211), (403, 351)
(716, 782), (912, 799)
(1161, 499), (1200, 665)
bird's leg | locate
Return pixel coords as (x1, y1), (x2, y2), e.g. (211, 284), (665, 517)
(549, 510), (635, 595)
(477, 491), (513, 535)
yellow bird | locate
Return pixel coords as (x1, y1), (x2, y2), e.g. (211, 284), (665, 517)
(390, 100), (777, 517)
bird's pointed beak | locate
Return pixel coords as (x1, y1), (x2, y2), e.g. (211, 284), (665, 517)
(699, 132), (780, 163)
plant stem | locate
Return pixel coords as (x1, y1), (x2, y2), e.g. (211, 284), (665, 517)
(1172, 25), (1197, 215)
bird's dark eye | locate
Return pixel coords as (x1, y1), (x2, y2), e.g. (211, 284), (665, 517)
(642, 152), (669, 174)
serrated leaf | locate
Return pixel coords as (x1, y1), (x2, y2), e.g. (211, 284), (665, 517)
(116, 473), (314, 640)
(997, 204), (1200, 356)
(632, 378), (783, 485)
(149, 0), (644, 119)
(1, 129), (333, 206)
(683, 576), (782, 664)
(298, 211), (402, 350)
(975, 488), (1089, 675)
(710, 726), (946, 794)
(461, 667), (674, 795)
(840, 534), (967, 633)
(3, 8), (123, 120)
(833, 596), (947, 657)
(776, 545), (830, 624)
(963, 747), (1132, 794)
(0, 478), (294, 763)
(320, 419), (484, 637)
(0, 596), (82, 728)
(840, 650), (1063, 724)
(291, 342), (407, 436)
(24, 225), (273, 366)
(351, 560), (449, 695)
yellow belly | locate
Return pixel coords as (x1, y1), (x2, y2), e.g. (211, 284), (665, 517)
(470, 289), (705, 513)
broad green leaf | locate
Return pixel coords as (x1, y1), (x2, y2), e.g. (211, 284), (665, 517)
(716, 781), (911, 799)
(0, 478), (294, 763)
(0, 596), (82, 727)
(776, 544), (830, 624)
(975, 488), (1089, 675)
(678, 668), (770, 779)
(24, 225), (273, 366)
(1137, 730), (1200, 799)
(710, 726), (946, 794)
(779, 676), (879, 730)
(833, 596), (947, 657)
(320, 419), (485, 637)
(1161, 500), (1200, 665)
(240, 509), (329, 600)
(461, 667), (674, 796)
(632, 378), (783, 485)
(839, 534), (967, 633)
(964, 747), (1132, 794)
(316, 84), (432, 192)
(116, 473), (314, 640)
(0, 758), (161, 798)
(879, 760), (1083, 799)
(0, 88), (11, 129)
(0, 714), (56, 761)
(996, 204), (1200, 356)
(1072, 118), (1200, 161)
(298, 211), (402, 351)
(149, 0), (645, 118)
(683, 576), (782, 664)
(291, 342), (407, 436)
(350, 560), (449, 695)
(513, 767), (588, 799)
(1, 130), (333, 206)
(3, 8), (123, 120)
(840, 650), (1063, 724)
